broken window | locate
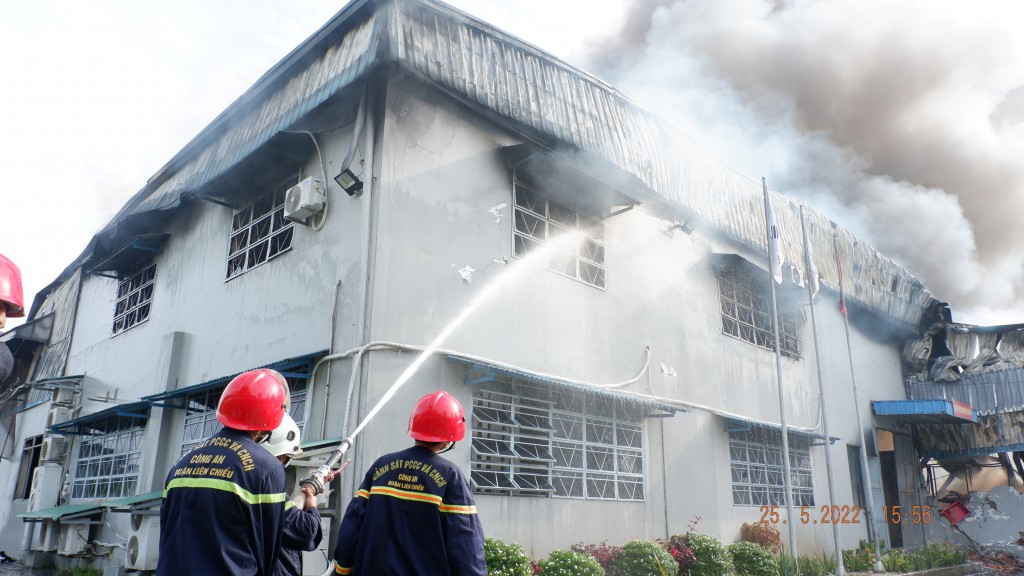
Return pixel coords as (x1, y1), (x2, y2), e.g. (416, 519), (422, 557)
(14, 435), (43, 500)
(112, 262), (156, 335)
(717, 270), (803, 358)
(729, 428), (814, 507)
(470, 382), (645, 501)
(71, 417), (145, 499)
(513, 176), (606, 289)
(226, 175), (296, 280)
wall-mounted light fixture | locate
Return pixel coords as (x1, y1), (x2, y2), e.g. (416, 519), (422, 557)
(334, 168), (363, 196)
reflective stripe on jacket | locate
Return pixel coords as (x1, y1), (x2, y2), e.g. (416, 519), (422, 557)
(158, 427), (286, 576)
(332, 445), (486, 576)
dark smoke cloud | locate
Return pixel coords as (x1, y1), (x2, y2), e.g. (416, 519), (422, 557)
(585, 0), (1024, 325)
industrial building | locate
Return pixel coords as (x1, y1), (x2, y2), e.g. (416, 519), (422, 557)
(1, 0), (1019, 572)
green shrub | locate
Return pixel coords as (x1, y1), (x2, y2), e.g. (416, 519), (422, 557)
(684, 533), (733, 576)
(842, 547), (876, 573)
(538, 550), (604, 576)
(729, 541), (779, 576)
(882, 549), (914, 573)
(611, 540), (678, 576)
(915, 542), (967, 569)
(484, 537), (533, 576)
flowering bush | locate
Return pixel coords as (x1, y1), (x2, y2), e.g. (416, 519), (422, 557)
(571, 541), (624, 569)
(661, 535), (697, 575)
(739, 522), (782, 554)
(484, 537), (533, 576)
(611, 540), (678, 576)
(683, 533), (734, 576)
(728, 541), (780, 576)
(537, 550), (604, 576)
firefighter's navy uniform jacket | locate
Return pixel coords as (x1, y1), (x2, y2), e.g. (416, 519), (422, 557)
(158, 427), (286, 576)
(332, 445), (487, 575)
(273, 501), (323, 576)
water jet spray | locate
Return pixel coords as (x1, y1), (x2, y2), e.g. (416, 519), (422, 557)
(300, 229), (586, 494)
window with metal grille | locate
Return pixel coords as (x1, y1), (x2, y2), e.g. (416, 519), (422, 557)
(470, 382), (645, 500)
(179, 370), (310, 456)
(729, 428), (814, 507)
(112, 263), (156, 335)
(71, 417), (145, 499)
(226, 175), (297, 280)
(717, 271), (803, 358)
(513, 176), (605, 289)
(15, 435), (43, 500)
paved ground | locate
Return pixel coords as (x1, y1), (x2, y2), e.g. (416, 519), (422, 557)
(0, 564), (49, 576)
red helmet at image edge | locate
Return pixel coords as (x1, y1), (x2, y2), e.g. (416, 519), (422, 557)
(408, 391), (466, 442)
(0, 253), (25, 318)
(216, 369), (290, 431)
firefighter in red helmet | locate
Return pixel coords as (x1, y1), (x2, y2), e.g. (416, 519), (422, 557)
(332, 391), (487, 576)
(158, 368), (291, 576)
(0, 253), (25, 385)
(0, 253), (25, 330)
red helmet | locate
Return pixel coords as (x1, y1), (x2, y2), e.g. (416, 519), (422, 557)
(0, 253), (25, 318)
(408, 391), (466, 442)
(216, 369), (290, 431)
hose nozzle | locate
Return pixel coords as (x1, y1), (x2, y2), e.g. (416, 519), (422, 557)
(300, 436), (354, 495)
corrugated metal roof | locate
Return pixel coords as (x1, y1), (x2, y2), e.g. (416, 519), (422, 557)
(106, 491), (163, 510)
(64, 0), (935, 332)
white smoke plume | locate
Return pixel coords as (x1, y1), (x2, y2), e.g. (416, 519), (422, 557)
(584, 0), (1024, 325)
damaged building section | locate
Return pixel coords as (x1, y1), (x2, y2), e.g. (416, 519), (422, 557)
(898, 319), (1024, 560)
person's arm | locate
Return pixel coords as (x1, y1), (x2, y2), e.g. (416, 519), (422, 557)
(281, 490), (323, 552)
(331, 471), (372, 575)
(441, 471), (488, 576)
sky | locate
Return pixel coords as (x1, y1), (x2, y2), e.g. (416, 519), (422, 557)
(2, 0), (1023, 329)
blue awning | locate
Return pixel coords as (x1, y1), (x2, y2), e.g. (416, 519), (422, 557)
(49, 400), (151, 436)
(448, 355), (680, 416)
(873, 399), (977, 424)
(142, 349), (327, 404)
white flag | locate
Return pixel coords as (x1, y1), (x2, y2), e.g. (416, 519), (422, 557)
(803, 221), (820, 297)
(766, 195), (784, 284)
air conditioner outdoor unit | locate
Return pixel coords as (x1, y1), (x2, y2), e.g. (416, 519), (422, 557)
(47, 406), (70, 427)
(284, 177), (325, 223)
(41, 436), (66, 462)
(57, 523), (89, 556)
(790, 264), (805, 288)
(53, 387), (77, 406)
(126, 515), (160, 572)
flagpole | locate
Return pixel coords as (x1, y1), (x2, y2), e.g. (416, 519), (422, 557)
(800, 207), (845, 576)
(762, 179), (799, 563)
(831, 223), (885, 572)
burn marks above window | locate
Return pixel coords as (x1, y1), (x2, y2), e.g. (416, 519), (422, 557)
(513, 175), (606, 289)
(113, 263), (155, 335)
(226, 175), (297, 280)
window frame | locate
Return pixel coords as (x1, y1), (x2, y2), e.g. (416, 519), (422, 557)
(15, 435), (43, 500)
(225, 174), (298, 280)
(717, 270), (803, 359)
(70, 417), (146, 500)
(512, 174), (606, 290)
(470, 382), (646, 501)
(728, 428), (814, 507)
(112, 262), (156, 335)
